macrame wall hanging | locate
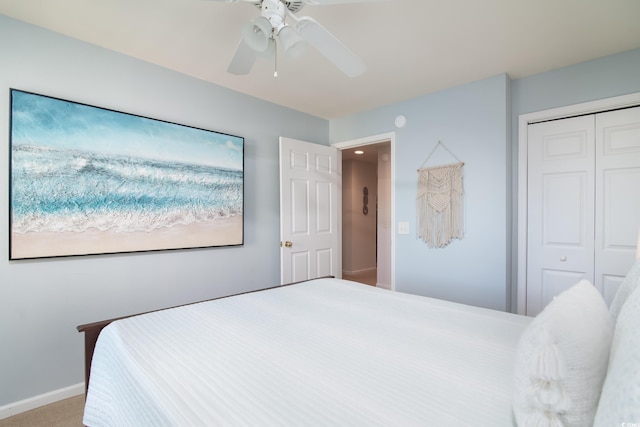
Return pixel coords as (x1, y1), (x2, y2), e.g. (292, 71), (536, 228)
(417, 141), (464, 248)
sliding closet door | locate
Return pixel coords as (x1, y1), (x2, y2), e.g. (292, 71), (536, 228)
(595, 106), (640, 304)
(526, 116), (595, 315)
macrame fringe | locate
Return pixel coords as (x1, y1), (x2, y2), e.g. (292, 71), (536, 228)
(417, 162), (464, 248)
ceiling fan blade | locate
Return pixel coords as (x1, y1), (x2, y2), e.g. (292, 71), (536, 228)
(296, 16), (366, 77)
(227, 39), (257, 75)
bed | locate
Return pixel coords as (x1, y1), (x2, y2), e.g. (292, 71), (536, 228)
(78, 266), (640, 426)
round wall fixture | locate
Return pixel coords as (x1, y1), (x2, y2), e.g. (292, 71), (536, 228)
(394, 114), (407, 128)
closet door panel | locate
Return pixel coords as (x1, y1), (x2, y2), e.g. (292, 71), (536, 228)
(595, 106), (640, 301)
(526, 116), (595, 316)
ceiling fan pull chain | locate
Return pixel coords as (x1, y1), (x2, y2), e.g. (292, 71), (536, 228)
(274, 40), (279, 77)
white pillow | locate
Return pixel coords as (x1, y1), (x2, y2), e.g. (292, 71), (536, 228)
(608, 258), (640, 323)
(513, 280), (614, 427)
(594, 277), (640, 426)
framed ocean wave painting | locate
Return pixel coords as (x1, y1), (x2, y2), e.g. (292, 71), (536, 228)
(9, 89), (244, 260)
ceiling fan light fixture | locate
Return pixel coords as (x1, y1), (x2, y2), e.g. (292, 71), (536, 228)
(258, 38), (276, 59)
(219, 0), (367, 77)
(242, 16), (272, 52)
(278, 25), (306, 58)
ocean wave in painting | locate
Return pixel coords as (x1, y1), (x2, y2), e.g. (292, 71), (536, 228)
(11, 144), (243, 234)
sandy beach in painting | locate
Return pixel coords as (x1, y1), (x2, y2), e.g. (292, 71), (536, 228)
(11, 216), (243, 259)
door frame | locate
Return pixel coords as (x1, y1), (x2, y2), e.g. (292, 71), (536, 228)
(333, 131), (396, 290)
(517, 92), (640, 314)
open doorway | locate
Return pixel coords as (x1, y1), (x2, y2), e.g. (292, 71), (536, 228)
(340, 141), (392, 289)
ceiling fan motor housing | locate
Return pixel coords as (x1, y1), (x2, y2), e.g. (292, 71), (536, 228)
(283, 1), (305, 13)
(261, 0), (287, 31)
(254, 0), (305, 15)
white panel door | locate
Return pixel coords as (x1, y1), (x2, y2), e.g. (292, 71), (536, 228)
(527, 116), (595, 315)
(595, 106), (640, 305)
(279, 137), (340, 284)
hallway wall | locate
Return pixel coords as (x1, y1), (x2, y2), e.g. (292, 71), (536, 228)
(342, 159), (377, 275)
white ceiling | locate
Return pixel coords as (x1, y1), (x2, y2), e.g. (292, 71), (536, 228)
(1, 0), (639, 119)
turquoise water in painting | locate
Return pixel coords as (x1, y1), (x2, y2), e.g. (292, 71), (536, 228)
(11, 145), (243, 234)
(10, 90), (243, 234)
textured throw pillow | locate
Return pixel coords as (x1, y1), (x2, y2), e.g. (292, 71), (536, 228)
(608, 258), (640, 323)
(594, 277), (640, 426)
(512, 280), (614, 427)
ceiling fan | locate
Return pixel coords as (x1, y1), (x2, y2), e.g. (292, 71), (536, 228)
(207, 0), (383, 77)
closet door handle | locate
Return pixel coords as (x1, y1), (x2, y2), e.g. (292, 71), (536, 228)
(560, 256), (567, 262)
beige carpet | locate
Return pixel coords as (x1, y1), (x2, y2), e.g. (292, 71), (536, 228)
(0, 395), (84, 427)
(342, 269), (377, 286)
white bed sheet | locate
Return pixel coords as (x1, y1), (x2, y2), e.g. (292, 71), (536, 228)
(84, 278), (532, 426)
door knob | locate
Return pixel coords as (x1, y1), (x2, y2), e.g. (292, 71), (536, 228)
(560, 256), (567, 262)
(284, 241), (293, 248)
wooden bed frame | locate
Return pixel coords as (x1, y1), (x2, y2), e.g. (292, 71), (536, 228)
(77, 278), (331, 393)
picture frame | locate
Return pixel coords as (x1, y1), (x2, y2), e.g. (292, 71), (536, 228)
(9, 89), (244, 260)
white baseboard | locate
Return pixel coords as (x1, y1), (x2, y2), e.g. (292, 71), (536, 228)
(0, 382), (84, 420)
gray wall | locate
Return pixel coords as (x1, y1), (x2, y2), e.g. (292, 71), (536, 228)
(511, 48), (640, 118)
(0, 15), (328, 407)
(342, 159), (377, 275)
(331, 48), (640, 314)
(332, 74), (512, 311)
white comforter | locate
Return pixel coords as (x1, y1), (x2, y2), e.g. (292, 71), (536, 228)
(84, 278), (531, 426)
